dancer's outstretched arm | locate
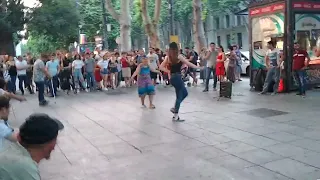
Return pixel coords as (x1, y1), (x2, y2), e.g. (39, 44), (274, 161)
(159, 57), (170, 73)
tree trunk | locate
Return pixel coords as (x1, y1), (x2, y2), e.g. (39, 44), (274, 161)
(140, 0), (161, 48)
(120, 0), (131, 52)
(192, 0), (206, 53)
(105, 0), (132, 52)
(0, 32), (15, 56)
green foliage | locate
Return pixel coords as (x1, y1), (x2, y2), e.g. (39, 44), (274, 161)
(27, 0), (80, 47)
(0, 0), (26, 33)
(174, 0), (193, 22)
(25, 35), (64, 56)
(133, 0), (169, 27)
(207, 0), (248, 16)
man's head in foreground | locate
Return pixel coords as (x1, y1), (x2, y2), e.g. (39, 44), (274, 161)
(18, 113), (64, 163)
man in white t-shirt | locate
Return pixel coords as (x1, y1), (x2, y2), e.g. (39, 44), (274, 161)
(147, 47), (160, 85)
(259, 41), (281, 95)
(15, 56), (33, 95)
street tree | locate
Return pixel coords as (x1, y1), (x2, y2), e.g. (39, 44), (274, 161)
(0, 0), (26, 56)
(192, 0), (206, 53)
(139, 0), (162, 48)
(27, 0), (80, 53)
(105, 0), (132, 52)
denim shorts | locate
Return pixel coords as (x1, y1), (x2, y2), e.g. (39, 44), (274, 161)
(101, 68), (108, 75)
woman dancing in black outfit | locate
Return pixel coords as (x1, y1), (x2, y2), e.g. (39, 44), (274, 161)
(160, 42), (203, 121)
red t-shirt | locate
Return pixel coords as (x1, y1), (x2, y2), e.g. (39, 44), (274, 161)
(293, 50), (308, 70)
(121, 57), (129, 68)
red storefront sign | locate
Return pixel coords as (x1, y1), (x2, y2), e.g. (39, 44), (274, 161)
(250, 3), (285, 16)
(293, 2), (320, 10)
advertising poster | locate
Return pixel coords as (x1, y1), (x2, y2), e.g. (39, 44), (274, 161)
(251, 13), (285, 69)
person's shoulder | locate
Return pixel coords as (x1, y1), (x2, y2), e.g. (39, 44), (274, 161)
(0, 152), (40, 180)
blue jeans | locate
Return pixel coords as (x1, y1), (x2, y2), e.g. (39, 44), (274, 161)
(7, 76), (16, 93)
(35, 81), (45, 103)
(262, 67), (280, 93)
(86, 72), (96, 89)
(48, 75), (58, 96)
(294, 70), (307, 94)
(205, 67), (217, 90)
(170, 73), (188, 113)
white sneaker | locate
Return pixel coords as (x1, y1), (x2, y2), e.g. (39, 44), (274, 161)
(86, 89), (90, 92)
(103, 88), (108, 91)
(172, 114), (180, 121)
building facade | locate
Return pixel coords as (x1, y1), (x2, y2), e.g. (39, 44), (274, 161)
(205, 12), (249, 51)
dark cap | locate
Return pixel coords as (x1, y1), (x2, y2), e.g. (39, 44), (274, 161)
(19, 113), (64, 145)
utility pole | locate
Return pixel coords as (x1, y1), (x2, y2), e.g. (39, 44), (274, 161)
(168, 0), (174, 36)
(101, 0), (109, 50)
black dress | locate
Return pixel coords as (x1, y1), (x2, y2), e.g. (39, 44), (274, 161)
(60, 58), (73, 91)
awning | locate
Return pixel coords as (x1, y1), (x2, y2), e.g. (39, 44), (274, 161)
(235, 8), (248, 16)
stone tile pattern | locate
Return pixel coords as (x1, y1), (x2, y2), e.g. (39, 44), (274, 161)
(8, 79), (320, 180)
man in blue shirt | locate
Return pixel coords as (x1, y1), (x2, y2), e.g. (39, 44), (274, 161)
(46, 54), (59, 97)
(0, 96), (17, 150)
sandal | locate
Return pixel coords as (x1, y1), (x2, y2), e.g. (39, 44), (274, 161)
(149, 104), (156, 109)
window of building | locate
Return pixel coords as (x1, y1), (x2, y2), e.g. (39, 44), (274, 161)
(237, 33), (243, 48)
(226, 34), (231, 46)
(226, 15), (230, 28)
(217, 36), (221, 45)
(237, 16), (242, 26)
(215, 18), (220, 29)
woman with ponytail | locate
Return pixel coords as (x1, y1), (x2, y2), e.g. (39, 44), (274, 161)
(160, 42), (204, 121)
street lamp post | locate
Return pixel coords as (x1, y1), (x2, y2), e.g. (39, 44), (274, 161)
(101, 0), (109, 50)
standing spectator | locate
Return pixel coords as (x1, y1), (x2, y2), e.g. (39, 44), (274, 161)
(26, 53), (35, 93)
(147, 47), (160, 85)
(259, 41), (281, 95)
(34, 53), (51, 106)
(234, 45), (242, 81)
(6, 56), (17, 93)
(84, 52), (96, 91)
(216, 45), (226, 82)
(203, 43), (218, 92)
(155, 48), (164, 84)
(121, 52), (131, 87)
(226, 46), (237, 83)
(0, 113), (64, 180)
(46, 54), (60, 97)
(293, 42), (310, 97)
(15, 56), (33, 95)
(184, 47), (198, 86)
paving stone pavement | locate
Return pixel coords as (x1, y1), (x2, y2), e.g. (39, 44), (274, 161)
(8, 78), (320, 180)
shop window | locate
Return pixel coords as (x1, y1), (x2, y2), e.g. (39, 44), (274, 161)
(226, 15), (230, 28)
(226, 34), (231, 46)
(217, 36), (221, 45)
(215, 18), (220, 29)
(237, 33), (243, 48)
(237, 16), (242, 26)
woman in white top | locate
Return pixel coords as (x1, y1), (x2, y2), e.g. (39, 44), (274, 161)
(97, 53), (110, 91)
(72, 54), (85, 93)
